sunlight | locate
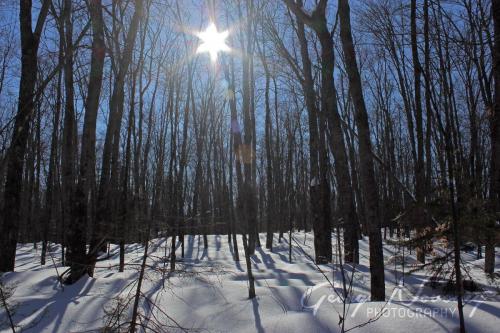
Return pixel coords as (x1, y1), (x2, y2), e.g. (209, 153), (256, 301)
(196, 23), (230, 62)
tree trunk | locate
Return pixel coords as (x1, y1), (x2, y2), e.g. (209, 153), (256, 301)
(67, 0), (105, 283)
(411, 0), (427, 264)
(43, 36), (64, 266)
(0, 0), (50, 272)
(288, 0), (331, 264)
(338, 0), (385, 301)
(487, 0), (500, 275)
(60, 0), (79, 283)
(90, 0), (142, 276)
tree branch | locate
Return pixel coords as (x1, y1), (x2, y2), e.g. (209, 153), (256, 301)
(282, 0), (315, 27)
(34, 0), (52, 44)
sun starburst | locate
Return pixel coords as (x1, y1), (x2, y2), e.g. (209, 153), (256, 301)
(196, 23), (230, 62)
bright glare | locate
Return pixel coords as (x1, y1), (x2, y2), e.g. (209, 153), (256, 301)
(196, 23), (230, 62)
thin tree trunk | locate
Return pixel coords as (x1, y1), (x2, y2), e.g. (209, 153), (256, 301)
(43, 38), (64, 266)
(61, 0), (79, 283)
(411, 0), (426, 264)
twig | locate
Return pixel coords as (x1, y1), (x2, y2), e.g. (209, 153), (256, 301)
(0, 281), (16, 333)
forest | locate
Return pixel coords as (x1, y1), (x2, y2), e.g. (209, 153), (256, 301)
(0, 0), (499, 332)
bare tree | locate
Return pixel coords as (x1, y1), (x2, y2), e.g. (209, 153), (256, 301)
(0, 0), (51, 272)
(338, 0), (385, 301)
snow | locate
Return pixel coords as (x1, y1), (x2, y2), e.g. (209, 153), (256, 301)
(1, 233), (499, 332)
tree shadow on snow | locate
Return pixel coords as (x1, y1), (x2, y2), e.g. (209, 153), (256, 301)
(252, 298), (265, 333)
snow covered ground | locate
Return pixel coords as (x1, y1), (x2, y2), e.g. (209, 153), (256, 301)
(1, 232), (499, 332)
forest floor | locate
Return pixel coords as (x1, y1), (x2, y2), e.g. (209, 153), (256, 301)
(1, 232), (499, 332)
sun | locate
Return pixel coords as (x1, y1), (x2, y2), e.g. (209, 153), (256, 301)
(196, 23), (230, 62)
